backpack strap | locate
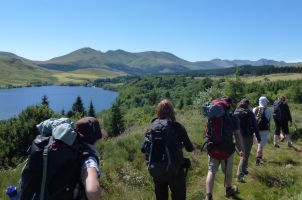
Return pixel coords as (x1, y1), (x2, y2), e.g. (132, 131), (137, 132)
(40, 137), (54, 200)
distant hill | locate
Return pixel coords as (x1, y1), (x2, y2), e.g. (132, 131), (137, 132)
(35, 47), (195, 74)
(0, 57), (55, 87)
(0, 48), (299, 83)
(36, 48), (295, 74)
(194, 58), (289, 69)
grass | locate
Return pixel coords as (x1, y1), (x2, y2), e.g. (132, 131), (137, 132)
(52, 68), (126, 84)
(0, 58), (126, 87)
(1, 105), (302, 199)
(205, 73), (302, 83)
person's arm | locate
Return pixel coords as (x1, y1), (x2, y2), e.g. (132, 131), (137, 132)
(285, 103), (292, 123)
(232, 115), (244, 154)
(234, 129), (244, 154)
(178, 123), (194, 152)
(251, 112), (261, 143)
(82, 167), (102, 200)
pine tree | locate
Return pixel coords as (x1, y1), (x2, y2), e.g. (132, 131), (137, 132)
(108, 103), (125, 137)
(88, 100), (96, 117)
(71, 96), (86, 117)
(41, 95), (49, 106)
(61, 108), (65, 116)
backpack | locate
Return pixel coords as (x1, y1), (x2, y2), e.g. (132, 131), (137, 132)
(203, 99), (235, 160)
(255, 107), (269, 130)
(234, 108), (254, 136)
(141, 118), (184, 181)
(18, 118), (99, 200)
(273, 100), (283, 121)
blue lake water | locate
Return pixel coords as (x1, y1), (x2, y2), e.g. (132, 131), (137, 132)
(0, 86), (118, 120)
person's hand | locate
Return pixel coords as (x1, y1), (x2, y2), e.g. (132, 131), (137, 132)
(257, 139), (261, 144)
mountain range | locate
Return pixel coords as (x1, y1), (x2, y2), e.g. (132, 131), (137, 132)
(0, 47), (299, 76)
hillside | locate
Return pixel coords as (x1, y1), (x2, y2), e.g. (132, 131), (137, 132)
(1, 107), (302, 200)
(36, 47), (195, 74)
(1, 48), (301, 88)
(0, 58), (56, 87)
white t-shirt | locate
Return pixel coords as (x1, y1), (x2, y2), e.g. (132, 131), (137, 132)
(81, 144), (101, 177)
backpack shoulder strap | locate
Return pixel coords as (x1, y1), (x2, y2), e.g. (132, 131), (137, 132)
(40, 136), (54, 200)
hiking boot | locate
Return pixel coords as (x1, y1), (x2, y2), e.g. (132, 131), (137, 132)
(274, 144), (280, 148)
(205, 193), (213, 200)
(237, 176), (246, 183)
(256, 157), (263, 166)
(225, 185), (238, 198)
(287, 141), (293, 147)
(243, 170), (249, 175)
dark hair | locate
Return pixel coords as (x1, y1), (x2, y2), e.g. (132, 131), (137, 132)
(156, 99), (176, 122)
(279, 96), (286, 101)
(237, 98), (250, 109)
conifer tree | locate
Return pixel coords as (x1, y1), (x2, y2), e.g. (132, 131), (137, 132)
(88, 100), (96, 117)
(71, 96), (86, 116)
(41, 95), (49, 106)
(108, 102), (125, 137)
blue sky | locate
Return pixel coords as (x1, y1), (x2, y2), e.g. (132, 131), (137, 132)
(0, 0), (301, 62)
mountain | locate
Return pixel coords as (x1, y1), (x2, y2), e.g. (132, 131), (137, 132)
(0, 48), (297, 78)
(35, 47), (196, 74)
(194, 58), (289, 69)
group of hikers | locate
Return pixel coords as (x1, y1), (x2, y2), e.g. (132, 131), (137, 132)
(6, 95), (292, 200)
(141, 95), (292, 200)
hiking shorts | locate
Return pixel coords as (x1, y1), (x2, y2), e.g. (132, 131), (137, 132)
(258, 130), (269, 148)
(208, 154), (233, 175)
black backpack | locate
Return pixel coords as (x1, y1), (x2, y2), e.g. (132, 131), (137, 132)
(18, 118), (99, 200)
(141, 118), (184, 180)
(273, 100), (283, 121)
(255, 107), (269, 130)
(234, 108), (254, 136)
(203, 99), (235, 160)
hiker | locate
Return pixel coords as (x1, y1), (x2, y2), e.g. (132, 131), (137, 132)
(141, 99), (194, 200)
(253, 96), (272, 165)
(76, 117), (103, 200)
(204, 97), (244, 200)
(234, 98), (261, 182)
(272, 96), (293, 147)
(18, 117), (103, 200)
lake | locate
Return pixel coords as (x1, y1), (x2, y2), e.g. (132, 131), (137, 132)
(0, 86), (118, 120)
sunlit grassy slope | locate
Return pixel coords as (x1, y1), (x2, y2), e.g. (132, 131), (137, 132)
(1, 104), (302, 200)
(52, 68), (126, 84)
(0, 58), (126, 87)
(208, 73), (302, 83)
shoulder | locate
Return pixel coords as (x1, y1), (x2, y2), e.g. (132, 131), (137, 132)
(252, 106), (258, 113)
(172, 121), (185, 131)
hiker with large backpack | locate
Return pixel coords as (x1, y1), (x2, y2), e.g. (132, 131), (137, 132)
(141, 99), (194, 200)
(253, 96), (272, 165)
(234, 98), (261, 183)
(18, 117), (103, 200)
(272, 96), (293, 148)
(204, 97), (244, 200)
